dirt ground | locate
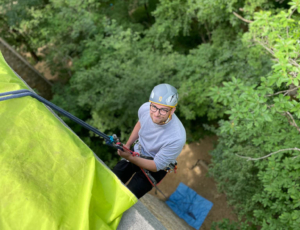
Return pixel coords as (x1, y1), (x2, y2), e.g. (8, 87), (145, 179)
(147, 136), (238, 229)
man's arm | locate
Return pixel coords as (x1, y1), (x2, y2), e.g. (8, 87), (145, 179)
(117, 149), (158, 172)
(118, 121), (158, 172)
(125, 121), (141, 148)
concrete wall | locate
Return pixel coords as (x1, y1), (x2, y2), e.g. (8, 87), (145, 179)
(0, 38), (52, 99)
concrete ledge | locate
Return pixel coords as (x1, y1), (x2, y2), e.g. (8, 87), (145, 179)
(118, 201), (167, 230)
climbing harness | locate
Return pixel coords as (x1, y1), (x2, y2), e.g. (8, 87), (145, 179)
(0, 89), (122, 150)
(115, 140), (178, 196)
(130, 141), (178, 196)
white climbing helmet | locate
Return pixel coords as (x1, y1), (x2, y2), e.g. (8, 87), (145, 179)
(149, 84), (178, 108)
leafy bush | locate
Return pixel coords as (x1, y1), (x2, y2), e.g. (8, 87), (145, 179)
(209, 1), (300, 228)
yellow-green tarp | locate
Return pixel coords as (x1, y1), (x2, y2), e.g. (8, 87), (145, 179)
(0, 52), (137, 230)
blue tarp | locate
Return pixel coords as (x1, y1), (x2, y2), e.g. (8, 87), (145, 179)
(166, 183), (213, 230)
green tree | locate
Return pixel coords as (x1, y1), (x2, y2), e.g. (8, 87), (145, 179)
(209, 1), (300, 228)
(0, 0), (50, 62)
(2, 3), (299, 226)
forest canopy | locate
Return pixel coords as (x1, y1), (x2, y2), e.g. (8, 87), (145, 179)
(1, 0), (300, 229)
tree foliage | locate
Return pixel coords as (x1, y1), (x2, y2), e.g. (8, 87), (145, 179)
(209, 1), (300, 228)
(1, 0), (300, 228)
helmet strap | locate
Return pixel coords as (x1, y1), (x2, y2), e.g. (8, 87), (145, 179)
(163, 114), (172, 124)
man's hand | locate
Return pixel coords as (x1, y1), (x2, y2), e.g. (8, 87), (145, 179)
(117, 143), (158, 172)
(117, 145), (132, 160)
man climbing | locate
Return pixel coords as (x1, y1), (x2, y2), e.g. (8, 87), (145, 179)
(113, 83), (186, 199)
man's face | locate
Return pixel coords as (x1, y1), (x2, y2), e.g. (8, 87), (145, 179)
(149, 103), (176, 125)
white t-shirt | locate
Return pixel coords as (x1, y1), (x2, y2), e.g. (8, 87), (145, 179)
(134, 102), (186, 171)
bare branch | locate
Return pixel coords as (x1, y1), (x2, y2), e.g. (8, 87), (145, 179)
(254, 39), (276, 56)
(204, 22), (211, 42)
(268, 109), (300, 134)
(284, 112), (300, 133)
(233, 12), (253, 23)
(288, 7), (297, 19)
(284, 83), (299, 96)
(236, 147), (300, 161)
(200, 33), (207, 43)
(254, 38), (300, 68)
(266, 86), (300, 97)
(289, 58), (300, 68)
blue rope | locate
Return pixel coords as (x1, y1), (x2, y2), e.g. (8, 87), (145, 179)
(0, 89), (122, 149)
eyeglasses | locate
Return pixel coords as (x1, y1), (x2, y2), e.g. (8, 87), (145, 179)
(150, 104), (170, 115)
